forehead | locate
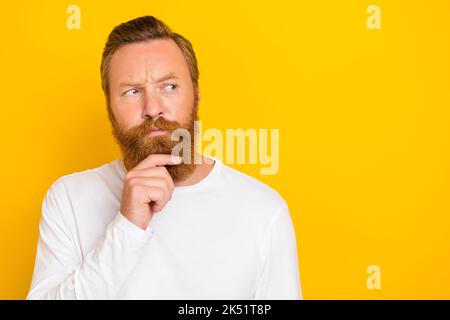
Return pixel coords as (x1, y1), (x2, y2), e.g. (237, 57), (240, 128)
(109, 38), (190, 83)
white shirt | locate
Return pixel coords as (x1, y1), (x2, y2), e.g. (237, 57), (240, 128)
(27, 157), (302, 300)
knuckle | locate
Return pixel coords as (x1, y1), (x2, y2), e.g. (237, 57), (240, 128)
(161, 168), (172, 180)
(126, 176), (138, 187)
(164, 177), (174, 191)
(157, 166), (169, 174)
(156, 188), (165, 199)
(125, 170), (135, 179)
(129, 183), (143, 195)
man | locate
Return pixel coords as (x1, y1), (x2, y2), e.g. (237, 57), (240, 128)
(27, 16), (302, 299)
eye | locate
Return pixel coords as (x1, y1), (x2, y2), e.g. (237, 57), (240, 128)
(124, 88), (141, 96)
(163, 84), (178, 92)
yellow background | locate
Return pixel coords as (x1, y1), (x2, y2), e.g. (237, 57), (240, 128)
(0, 0), (449, 299)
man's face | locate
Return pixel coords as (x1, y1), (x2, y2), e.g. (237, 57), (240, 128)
(107, 38), (199, 181)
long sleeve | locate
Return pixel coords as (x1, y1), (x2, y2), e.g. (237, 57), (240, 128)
(253, 201), (303, 300)
(26, 179), (153, 300)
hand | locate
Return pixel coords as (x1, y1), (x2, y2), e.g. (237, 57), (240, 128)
(119, 154), (182, 230)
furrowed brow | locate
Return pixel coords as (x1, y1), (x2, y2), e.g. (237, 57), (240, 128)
(119, 72), (179, 88)
(151, 72), (179, 83)
(119, 80), (145, 89)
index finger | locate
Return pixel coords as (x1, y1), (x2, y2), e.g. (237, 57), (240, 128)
(133, 154), (183, 170)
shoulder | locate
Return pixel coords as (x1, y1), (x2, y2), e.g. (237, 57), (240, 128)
(217, 161), (289, 215)
(44, 159), (121, 203)
(59, 159), (120, 185)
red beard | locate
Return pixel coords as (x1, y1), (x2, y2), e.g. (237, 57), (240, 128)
(111, 105), (198, 183)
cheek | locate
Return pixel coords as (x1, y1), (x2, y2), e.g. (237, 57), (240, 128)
(110, 100), (142, 131)
(163, 90), (195, 120)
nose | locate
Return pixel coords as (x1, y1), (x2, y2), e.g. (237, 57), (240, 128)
(142, 90), (164, 120)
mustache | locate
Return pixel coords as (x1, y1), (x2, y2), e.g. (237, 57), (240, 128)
(126, 117), (183, 138)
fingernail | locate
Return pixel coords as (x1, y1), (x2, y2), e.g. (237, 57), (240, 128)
(172, 156), (182, 164)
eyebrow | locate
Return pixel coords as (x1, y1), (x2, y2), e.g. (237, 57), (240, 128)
(119, 72), (179, 88)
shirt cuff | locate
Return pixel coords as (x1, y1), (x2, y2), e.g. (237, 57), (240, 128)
(113, 211), (154, 244)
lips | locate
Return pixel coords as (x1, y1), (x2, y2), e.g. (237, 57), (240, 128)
(148, 128), (167, 137)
